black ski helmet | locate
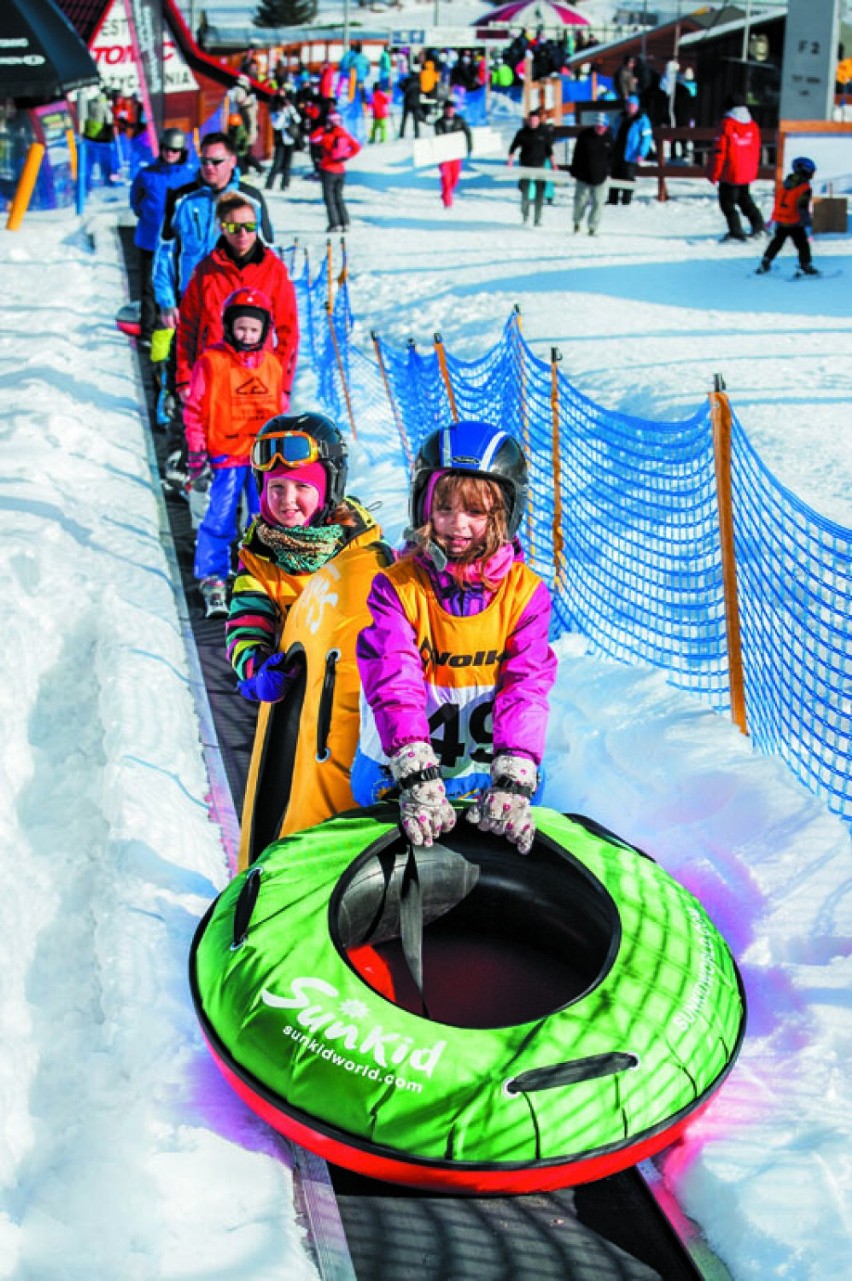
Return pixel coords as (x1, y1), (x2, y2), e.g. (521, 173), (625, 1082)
(251, 413), (349, 515)
(159, 126), (187, 161)
(221, 286), (273, 350)
(409, 421), (529, 538)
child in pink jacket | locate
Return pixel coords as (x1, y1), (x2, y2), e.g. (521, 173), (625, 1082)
(353, 421), (556, 855)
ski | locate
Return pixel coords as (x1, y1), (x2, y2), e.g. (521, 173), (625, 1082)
(789, 268), (842, 281)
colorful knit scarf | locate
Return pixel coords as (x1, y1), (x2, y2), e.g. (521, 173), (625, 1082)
(256, 518), (346, 574)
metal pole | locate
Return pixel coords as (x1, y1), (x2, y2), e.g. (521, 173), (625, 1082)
(741, 0), (752, 64)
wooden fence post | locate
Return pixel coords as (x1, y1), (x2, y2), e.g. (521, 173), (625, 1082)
(709, 375), (748, 735)
(325, 237), (357, 439)
(371, 329), (412, 465)
(434, 332), (459, 423)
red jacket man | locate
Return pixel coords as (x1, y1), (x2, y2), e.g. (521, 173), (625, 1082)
(176, 191), (298, 397)
(709, 106), (761, 185)
(707, 95), (765, 240)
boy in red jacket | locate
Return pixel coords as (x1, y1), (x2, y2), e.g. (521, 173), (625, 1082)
(183, 289), (288, 617)
(708, 92), (765, 241)
(756, 157), (819, 276)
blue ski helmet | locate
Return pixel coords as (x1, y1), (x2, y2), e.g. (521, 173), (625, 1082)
(410, 421), (529, 538)
(791, 156), (816, 178)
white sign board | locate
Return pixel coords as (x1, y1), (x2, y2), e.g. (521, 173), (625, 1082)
(412, 126), (503, 168)
(90, 0), (198, 98)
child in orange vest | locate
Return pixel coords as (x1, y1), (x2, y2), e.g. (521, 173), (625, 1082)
(352, 421), (557, 855)
(183, 288), (287, 617)
(756, 156), (819, 276)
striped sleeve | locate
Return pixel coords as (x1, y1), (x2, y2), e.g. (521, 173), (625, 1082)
(225, 567), (283, 681)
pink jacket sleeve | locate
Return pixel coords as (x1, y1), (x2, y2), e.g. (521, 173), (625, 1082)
(356, 572), (432, 756)
(492, 580), (557, 765)
(182, 356), (210, 455)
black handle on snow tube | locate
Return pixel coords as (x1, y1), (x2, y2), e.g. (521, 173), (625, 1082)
(231, 866), (263, 950)
(316, 648), (339, 763)
(506, 1051), (639, 1094)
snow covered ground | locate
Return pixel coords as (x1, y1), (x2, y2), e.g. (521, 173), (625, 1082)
(1, 104), (851, 1280)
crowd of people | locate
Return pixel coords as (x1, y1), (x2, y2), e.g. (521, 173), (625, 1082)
(129, 118), (557, 851)
(120, 25), (823, 870)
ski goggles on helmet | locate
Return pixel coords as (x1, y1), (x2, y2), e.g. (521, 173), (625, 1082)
(251, 431), (326, 472)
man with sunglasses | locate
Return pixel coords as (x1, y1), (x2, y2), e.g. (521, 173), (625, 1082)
(176, 190), (298, 406)
(152, 132), (273, 331)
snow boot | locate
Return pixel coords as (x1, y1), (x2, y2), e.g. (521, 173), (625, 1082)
(165, 449), (189, 488)
(798, 263), (819, 276)
(755, 259), (771, 275)
(200, 577), (229, 619)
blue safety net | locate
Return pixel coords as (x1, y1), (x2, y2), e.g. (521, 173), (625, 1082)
(289, 244), (852, 825)
(732, 418), (852, 819)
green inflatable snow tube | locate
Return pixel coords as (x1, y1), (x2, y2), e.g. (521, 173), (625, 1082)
(190, 806), (746, 1193)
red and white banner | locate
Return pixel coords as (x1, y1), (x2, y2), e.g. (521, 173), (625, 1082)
(90, 0), (197, 101)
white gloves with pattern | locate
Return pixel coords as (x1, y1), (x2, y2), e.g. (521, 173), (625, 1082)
(466, 753), (538, 855)
(389, 740), (457, 847)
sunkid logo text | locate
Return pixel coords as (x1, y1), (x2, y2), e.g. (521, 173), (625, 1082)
(261, 976), (446, 1076)
(419, 638), (508, 670)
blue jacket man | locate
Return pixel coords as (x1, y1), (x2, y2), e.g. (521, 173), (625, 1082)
(608, 95), (652, 206)
(152, 131), (274, 326)
(130, 127), (195, 343)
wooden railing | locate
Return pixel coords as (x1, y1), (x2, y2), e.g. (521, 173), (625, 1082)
(552, 124), (778, 201)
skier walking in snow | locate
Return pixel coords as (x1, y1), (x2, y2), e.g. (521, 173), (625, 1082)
(708, 92), (765, 241)
(507, 110), (553, 226)
(569, 113), (612, 235)
(756, 157), (819, 277)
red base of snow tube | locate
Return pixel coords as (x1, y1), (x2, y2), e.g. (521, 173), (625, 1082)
(204, 1031), (716, 1195)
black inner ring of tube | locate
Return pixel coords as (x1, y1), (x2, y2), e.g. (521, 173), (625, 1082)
(330, 824), (620, 1029)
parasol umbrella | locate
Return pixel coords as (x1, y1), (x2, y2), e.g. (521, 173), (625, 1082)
(475, 1), (590, 28)
(0, 0), (99, 102)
